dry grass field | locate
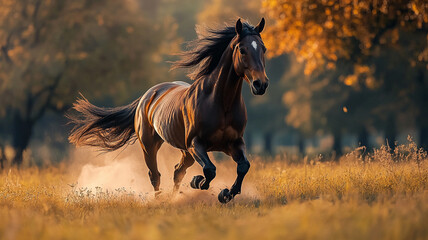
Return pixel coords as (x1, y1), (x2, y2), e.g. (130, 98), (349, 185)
(0, 140), (427, 240)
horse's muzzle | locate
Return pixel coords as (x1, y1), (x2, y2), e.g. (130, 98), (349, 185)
(251, 79), (269, 95)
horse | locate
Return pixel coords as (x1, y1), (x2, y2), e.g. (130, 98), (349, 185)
(68, 18), (269, 203)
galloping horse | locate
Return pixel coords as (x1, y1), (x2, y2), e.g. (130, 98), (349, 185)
(68, 18), (269, 203)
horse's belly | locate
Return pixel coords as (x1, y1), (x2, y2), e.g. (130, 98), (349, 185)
(153, 115), (186, 149)
(151, 99), (186, 149)
(146, 82), (188, 150)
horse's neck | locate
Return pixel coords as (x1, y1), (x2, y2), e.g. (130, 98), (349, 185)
(210, 47), (243, 110)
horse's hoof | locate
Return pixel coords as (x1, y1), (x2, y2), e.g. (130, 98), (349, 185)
(190, 175), (205, 189)
(218, 188), (233, 204)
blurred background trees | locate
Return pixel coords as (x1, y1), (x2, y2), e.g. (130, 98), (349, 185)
(0, 0), (427, 166)
(0, 0), (179, 165)
(264, 0), (428, 153)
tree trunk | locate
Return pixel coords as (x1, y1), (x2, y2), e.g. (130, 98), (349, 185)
(332, 130), (342, 158)
(264, 132), (273, 155)
(385, 114), (396, 151)
(420, 126), (428, 151)
(298, 135), (305, 156)
(0, 144), (5, 169)
(357, 126), (370, 151)
(9, 71), (63, 167)
(12, 111), (33, 166)
(416, 69), (428, 150)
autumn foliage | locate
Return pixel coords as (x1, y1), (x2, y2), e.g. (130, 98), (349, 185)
(263, 0), (428, 75)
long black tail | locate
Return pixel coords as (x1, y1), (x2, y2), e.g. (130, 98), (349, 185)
(68, 95), (141, 151)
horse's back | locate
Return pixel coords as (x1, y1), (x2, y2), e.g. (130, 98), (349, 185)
(136, 81), (190, 149)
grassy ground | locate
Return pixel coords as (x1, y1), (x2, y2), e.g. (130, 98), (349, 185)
(0, 142), (427, 240)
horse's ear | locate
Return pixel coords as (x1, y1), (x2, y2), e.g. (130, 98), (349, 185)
(235, 18), (243, 35)
(255, 18), (265, 33)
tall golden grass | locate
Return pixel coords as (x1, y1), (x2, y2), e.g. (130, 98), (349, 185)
(0, 139), (427, 240)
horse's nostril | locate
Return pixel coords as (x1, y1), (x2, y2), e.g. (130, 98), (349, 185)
(253, 80), (262, 89)
(264, 82), (269, 89)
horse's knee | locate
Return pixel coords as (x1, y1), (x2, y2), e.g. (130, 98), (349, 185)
(174, 156), (194, 184)
(237, 160), (250, 175)
(148, 170), (161, 187)
(173, 165), (185, 183)
(148, 170), (161, 178)
(203, 165), (216, 181)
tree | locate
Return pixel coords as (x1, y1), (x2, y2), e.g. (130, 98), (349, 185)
(0, 0), (179, 165)
(283, 60), (384, 156)
(197, 0), (262, 24)
(264, 0), (428, 150)
(263, 0), (427, 73)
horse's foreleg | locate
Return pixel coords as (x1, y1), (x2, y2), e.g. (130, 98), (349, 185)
(173, 151), (195, 191)
(218, 139), (250, 204)
(188, 138), (216, 190)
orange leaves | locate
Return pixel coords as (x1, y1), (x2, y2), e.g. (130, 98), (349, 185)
(283, 90), (297, 105)
(97, 15), (104, 26)
(7, 45), (24, 59)
(263, 0), (341, 74)
(309, 3), (318, 10)
(21, 24), (35, 39)
(341, 64), (378, 89)
(262, 0), (428, 75)
(76, 52), (88, 60)
(355, 64), (371, 74)
(324, 20), (334, 29)
(411, 2), (420, 15)
(126, 26), (134, 34)
(55, 52), (65, 61)
(327, 52), (337, 61)
(343, 75), (357, 86)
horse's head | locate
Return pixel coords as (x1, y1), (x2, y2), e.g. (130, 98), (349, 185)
(232, 18), (269, 95)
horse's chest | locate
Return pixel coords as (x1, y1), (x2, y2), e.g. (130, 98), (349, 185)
(195, 100), (246, 147)
(209, 126), (240, 143)
(205, 112), (245, 145)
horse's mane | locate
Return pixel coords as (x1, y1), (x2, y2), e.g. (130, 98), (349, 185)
(172, 21), (260, 80)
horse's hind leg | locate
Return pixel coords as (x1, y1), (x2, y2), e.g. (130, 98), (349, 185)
(143, 148), (162, 193)
(173, 151), (195, 191)
(138, 127), (163, 194)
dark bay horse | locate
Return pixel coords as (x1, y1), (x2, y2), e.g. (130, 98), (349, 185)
(68, 18), (269, 203)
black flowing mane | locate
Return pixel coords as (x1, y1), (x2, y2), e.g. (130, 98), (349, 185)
(172, 21), (260, 80)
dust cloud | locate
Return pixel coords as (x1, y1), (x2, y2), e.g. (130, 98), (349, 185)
(67, 143), (260, 203)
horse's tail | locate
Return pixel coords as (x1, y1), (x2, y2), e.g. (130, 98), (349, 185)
(67, 94), (141, 151)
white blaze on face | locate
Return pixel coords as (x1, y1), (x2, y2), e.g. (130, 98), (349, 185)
(251, 40), (257, 50)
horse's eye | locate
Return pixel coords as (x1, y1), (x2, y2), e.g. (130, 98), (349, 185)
(239, 48), (246, 55)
